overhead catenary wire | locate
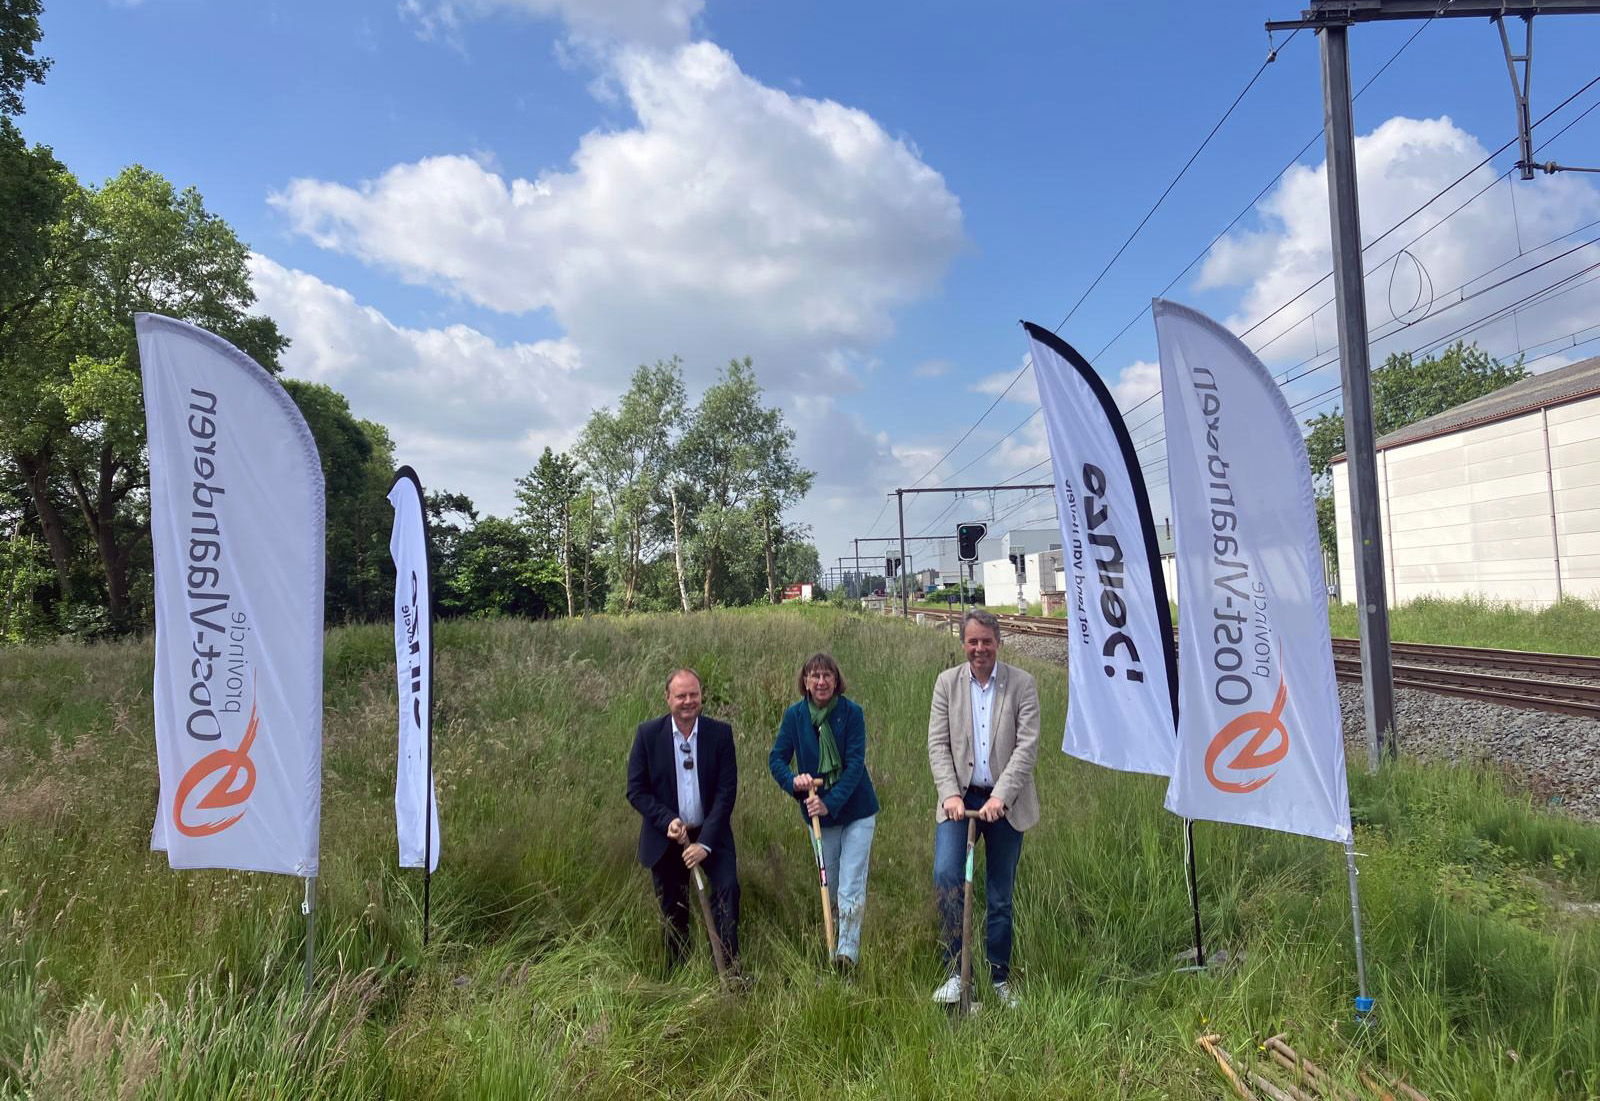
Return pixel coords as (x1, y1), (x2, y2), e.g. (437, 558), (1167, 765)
(1093, 14), (1442, 372)
(1118, 73), (1600, 465)
(888, 33), (1306, 508)
(887, 39), (1600, 547)
(901, 14), (1460, 512)
(1052, 30), (1302, 333)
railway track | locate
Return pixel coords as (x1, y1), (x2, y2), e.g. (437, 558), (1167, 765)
(913, 606), (1600, 719)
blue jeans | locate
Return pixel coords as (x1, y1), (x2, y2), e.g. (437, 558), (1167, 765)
(820, 814), (876, 962)
(933, 789), (1024, 983)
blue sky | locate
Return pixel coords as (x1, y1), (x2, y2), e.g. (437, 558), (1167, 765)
(21, 1), (1600, 578)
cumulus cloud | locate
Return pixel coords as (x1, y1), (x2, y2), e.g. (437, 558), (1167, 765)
(271, 40), (963, 396)
(1199, 116), (1600, 407)
(401, 0), (703, 51)
(250, 254), (605, 515)
(970, 357), (1036, 402)
(1111, 360), (1161, 413)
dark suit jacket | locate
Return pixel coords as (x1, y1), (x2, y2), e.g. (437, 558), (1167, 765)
(626, 713), (738, 869)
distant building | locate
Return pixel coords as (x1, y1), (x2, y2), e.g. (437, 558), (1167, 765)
(981, 528), (1061, 608)
(1329, 356), (1600, 608)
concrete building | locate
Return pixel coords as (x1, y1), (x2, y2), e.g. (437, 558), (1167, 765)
(981, 527), (1062, 609)
(1330, 356), (1600, 608)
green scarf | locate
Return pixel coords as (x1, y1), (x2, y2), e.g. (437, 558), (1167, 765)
(807, 696), (842, 788)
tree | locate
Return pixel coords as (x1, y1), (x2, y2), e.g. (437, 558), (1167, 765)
(677, 358), (812, 608)
(423, 490), (479, 618)
(0, 0), (49, 119)
(515, 446), (583, 617)
(447, 516), (558, 618)
(576, 360), (684, 613)
(282, 380), (395, 623)
(22, 167), (285, 630)
(774, 536), (822, 590)
(0, 1), (73, 606)
(1305, 342), (1526, 554)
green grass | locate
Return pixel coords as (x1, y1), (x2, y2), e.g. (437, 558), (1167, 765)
(2, 606), (1599, 1097)
(1327, 595), (1600, 656)
(919, 592), (1600, 655)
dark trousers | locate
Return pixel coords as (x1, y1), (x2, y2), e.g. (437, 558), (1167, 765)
(649, 832), (739, 969)
(933, 787), (1024, 983)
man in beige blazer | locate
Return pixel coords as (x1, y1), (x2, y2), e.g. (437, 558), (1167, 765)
(928, 608), (1040, 1007)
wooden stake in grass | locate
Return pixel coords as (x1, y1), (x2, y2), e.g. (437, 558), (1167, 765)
(1197, 1034), (1257, 1101)
(806, 779), (837, 959)
(959, 810), (980, 1017)
(1265, 1037), (1360, 1101)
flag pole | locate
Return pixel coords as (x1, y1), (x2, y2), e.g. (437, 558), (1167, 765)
(1183, 819), (1206, 969)
(1344, 840), (1373, 1021)
(422, 501), (435, 949)
(302, 875), (316, 995)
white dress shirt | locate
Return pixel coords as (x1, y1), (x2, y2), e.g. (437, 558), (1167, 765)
(969, 670), (996, 788)
(673, 718), (705, 829)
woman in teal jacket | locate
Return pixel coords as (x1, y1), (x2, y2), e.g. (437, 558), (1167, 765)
(769, 652), (880, 968)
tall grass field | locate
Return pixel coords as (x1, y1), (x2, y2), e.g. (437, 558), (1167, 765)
(2, 606), (1598, 1098)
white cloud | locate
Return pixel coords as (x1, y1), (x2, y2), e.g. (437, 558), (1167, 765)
(249, 254), (605, 515)
(271, 40), (963, 397)
(970, 357), (1035, 402)
(401, 0), (703, 50)
(1111, 360), (1161, 413)
(1199, 115), (1600, 403)
(914, 359), (953, 378)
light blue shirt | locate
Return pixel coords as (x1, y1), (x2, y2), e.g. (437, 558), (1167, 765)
(673, 718), (705, 830)
(969, 670), (996, 788)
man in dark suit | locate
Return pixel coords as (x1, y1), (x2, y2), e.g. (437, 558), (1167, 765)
(626, 667), (740, 970)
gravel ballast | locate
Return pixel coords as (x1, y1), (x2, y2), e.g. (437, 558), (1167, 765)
(960, 621), (1600, 824)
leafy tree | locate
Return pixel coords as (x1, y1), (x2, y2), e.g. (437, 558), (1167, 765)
(515, 446), (583, 617)
(26, 167), (285, 630)
(447, 516), (557, 619)
(1305, 341), (1526, 555)
(576, 360), (684, 613)
(0, 0), (73, 602)
(677, 358), (812, 607)
(282, 380), (395, 623)
(774, 539), (821, 589)
(0, 0), (48, 118)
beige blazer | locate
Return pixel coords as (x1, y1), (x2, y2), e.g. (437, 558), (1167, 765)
(927, 659), (1041, 832)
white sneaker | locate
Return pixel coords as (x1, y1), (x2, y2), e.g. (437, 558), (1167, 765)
(931, 974), (964, 1003)
(992, 980), (1018, 1008)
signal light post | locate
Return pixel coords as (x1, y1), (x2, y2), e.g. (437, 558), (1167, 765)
(888, 485), (1053, 617)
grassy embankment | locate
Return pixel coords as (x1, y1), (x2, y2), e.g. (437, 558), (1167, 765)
(914, 594), (1600, 655)
(2, 606), (1599, 1098)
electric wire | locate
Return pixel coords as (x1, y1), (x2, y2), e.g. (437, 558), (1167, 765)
(877, 42), (1600, 548)
(890, 33), (1306, 505)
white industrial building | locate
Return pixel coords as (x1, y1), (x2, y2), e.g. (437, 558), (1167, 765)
(968, 522), (1179, 611)
(1330, 356), (1600, 608)
(981, 528), (1061, 608)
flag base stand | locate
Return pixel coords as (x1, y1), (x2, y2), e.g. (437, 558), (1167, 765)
(302, 876), (316, 996)
(1345, 840), (1374, 1028)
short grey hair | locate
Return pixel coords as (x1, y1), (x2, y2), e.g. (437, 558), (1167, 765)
(961, 609), (1001, 643)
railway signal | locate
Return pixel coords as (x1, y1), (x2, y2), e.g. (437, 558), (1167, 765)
(956, 522), (986, 563)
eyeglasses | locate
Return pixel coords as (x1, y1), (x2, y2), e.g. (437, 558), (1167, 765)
(678, 740), (694, 771)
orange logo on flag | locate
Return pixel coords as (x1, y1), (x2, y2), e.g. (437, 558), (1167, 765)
(1204, 677), (1289, 793)
(173, 692), (261, 837)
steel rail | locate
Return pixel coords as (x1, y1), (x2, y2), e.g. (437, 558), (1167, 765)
(914, 607), (1600, 717)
